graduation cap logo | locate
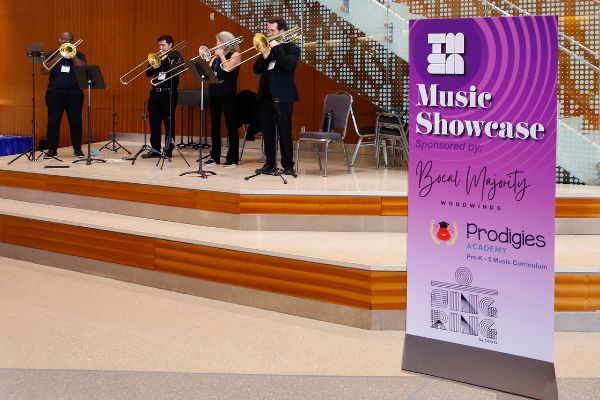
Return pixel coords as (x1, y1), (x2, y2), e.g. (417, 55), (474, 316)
(429, 219), (459, 246)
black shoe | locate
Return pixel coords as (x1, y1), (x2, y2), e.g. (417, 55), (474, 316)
(73, 148), (84, 158)
(255, 164), (276, 175)
(223, 161), (237, 168)
(245, 136), (256, 142)
(141, 150), (161, 159)
(44, 149), (58, 158)
(283, 168), (297, 177)
(204, 159), (219, 166)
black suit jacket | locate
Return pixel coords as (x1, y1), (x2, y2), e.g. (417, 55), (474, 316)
(253, 42), (300, 103)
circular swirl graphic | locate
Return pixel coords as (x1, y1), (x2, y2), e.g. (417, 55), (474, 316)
(455, 267), (473, 286)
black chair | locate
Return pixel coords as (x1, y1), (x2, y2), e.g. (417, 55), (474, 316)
(236, 90), (264, 164)
(295, 90), (354, 177)
(375, 112), (408, 169)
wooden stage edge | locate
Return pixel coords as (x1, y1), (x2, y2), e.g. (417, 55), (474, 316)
(1, 170), (599, 217)
(0, 215), (598, 314)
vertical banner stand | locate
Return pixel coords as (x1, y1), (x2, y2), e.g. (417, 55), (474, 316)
(403, 16), (558, 399)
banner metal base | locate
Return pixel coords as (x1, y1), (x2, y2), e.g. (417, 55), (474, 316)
(402, 334), (558, 399)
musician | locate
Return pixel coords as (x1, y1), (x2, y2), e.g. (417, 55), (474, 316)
(142, 34), (183, 159)
(253, 17), (300, 176)
(42, 31), (87, 158)
(205, 31), (241, 167)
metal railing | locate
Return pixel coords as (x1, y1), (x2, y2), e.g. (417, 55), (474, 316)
(481, 0), (600, 73)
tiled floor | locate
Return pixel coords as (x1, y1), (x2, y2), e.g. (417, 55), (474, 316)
(2, 142), (600, 398)
(0, 257), (599, 399)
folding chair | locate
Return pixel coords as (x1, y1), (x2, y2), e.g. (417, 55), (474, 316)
(295, 90), (354, 177)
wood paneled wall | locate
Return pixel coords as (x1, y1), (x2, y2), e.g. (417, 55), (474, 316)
(0, 0), (377, 147)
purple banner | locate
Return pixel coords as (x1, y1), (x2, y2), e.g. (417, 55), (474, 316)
(407, 16), (557, 362)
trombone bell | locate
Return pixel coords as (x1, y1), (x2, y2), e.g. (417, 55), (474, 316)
(147, 53), (161, 69)
(252, 34), (269, 53)
(42, 39), (83, 71)
(59, 42), (77, 59)
(198, 46), (212, 61)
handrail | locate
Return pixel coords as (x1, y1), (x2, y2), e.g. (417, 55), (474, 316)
(481, 0), (600, 73)
(490, 0), (599, 59)
(483, 0), (599, 59)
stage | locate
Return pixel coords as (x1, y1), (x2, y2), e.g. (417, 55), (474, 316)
(0, 140), (598, 330)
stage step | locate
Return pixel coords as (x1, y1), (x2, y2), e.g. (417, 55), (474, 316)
(0, 144), (599, 234)
(0, 198), (598, 331)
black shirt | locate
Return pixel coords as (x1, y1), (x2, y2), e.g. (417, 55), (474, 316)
(209, 52), (239, 97)
(47, 51), (87, 92)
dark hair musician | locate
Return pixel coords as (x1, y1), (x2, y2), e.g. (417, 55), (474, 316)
(253, 17), (300, 176)
(142, 34), (183, 159)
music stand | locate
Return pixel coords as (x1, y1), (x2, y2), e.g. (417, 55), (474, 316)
(9, 43), (60, 164)
(73, 65), (107, 165)
(100, 94), (131, 154)
(176, 89), (203, 149)
(244, 106), (289, 184)
(179, 59), (220, 179)
(128, 100), (153, 164)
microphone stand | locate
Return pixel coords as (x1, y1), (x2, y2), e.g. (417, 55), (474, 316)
(9, 46), (62, 164)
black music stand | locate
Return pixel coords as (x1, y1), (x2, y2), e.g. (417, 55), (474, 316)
(100, 94), (131, 154)
(177, 89), (203, 149)
(179, 59), (220, 179)
(128, 101), (153, 164)
(9, 43), (61, 164)
(73, 65), (107, 165)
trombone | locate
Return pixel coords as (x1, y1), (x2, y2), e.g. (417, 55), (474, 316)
(42, 39), (83, 71)
(151, 36), (243, 86)
(119, 40), (188, 85)
(222, 27), (301, 72)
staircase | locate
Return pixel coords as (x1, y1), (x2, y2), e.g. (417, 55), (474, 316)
(201, 0), (599, 185)
(201, 0), (420, 113)
(480, 0), (600, 185)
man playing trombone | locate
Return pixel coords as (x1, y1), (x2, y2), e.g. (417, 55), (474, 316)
(142, 34), (183, 159)
(42, 31), (87, 158)
(253, 17), (300, 176)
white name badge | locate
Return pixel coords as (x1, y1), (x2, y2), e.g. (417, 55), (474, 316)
(158, 72), (167, 81)
(268, 61), (276, 70)
(60, 65), (71, 73)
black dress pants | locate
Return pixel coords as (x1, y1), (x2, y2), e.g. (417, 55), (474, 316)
(148, 90), (178, 152)
(209, 95), (239, 164)
(45, 90), (84, 151)
(258, 98), (294, 170)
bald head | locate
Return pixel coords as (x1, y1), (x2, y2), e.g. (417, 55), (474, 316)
(59, 31), (74, 44)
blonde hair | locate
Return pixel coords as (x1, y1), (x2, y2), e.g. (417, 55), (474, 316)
(216, 31), (240, 53)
